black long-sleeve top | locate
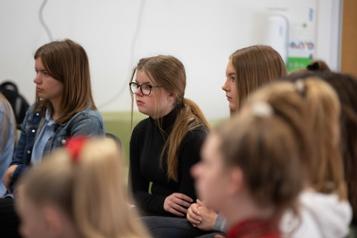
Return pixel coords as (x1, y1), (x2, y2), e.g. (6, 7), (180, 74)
(129, 106), (207, 216)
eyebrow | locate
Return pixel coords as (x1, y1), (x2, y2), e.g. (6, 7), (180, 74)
(135, 81), (152, 84)
(135, 79), (154, 84)
(35, 68), (48, 72)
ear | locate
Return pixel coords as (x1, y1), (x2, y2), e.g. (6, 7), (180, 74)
(42, 205), (65, 235)
(168, 92), (176, 99)
(167, 92), (177, 104)
(227, 167), (244, 195)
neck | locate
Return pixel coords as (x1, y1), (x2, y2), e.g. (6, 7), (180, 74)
(229, 106), (238, 116)
(50, 97), (62, 121)
(221, 194), (274, 229)
(52, 208), (82, 238)
(60, 223), (81, 238)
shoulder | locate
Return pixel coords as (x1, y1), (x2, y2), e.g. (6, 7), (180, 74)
(68, 109), (103, 125)
(178, 125), (208, 154)
(183, 125), (208, 144)
(293, 191), (352, 238)
(130, 118), (150, 149)
(65, 109), (104, 136)
(300, 191), (352, 218)
(132, 118), (151, 136)
(22, 104), (42, 125)
(25, 104), (37, 116)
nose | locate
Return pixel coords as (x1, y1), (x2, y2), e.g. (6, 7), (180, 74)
(134, 89), (141, 96)
(34, 73), (41, 85)
(222, 79), (229, 92)
(134, 86), (143, 97)
(191, 163), (200, 179)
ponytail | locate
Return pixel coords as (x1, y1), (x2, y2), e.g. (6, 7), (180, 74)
(163, 98), (209, 181)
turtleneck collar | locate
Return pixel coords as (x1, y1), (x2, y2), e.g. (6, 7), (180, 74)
(150, 104), (183, 132)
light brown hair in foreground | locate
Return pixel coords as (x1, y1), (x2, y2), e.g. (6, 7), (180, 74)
(18, 137), (151, 238)
(216, 90), (305, 217)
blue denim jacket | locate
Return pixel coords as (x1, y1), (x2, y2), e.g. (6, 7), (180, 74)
(9, 105), (105, 189)
(0, 104), (16, 196)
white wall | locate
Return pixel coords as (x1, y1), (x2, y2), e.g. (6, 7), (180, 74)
(0, 0), (341, 119)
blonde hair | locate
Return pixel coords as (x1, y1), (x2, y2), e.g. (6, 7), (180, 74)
(130, 55), (209, 181)
(216, 98), (304, 216)
(230, 45), (287, 107)
(297, 78), (346, 198)
(0, 93), (16, 153)
(248, 78), (347, 199)
(19, 137), (151, 238)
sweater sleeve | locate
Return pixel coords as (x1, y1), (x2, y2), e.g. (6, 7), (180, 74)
(129, 123), (167, 215)
(213, 214), (227, 232)
(176, 128), (207, 200)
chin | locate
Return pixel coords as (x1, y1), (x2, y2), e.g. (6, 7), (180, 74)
(229, 105), (238, 113)
(137, 108), (150, 116)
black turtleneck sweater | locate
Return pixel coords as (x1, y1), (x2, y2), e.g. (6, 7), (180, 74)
(129, 107), (207, 216)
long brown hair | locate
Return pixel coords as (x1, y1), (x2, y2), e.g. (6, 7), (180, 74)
(34, 39), (96, 124)
(230, 45), (287, 107)
(318, 72), (357, 223)
(245, 82), (313, 187)
(18, 138), (151, 238)
(288, 71), (355, 212)
(130, 55), (209, 181)
(299, 79), (346, 198)
(252, 78), (347, 199)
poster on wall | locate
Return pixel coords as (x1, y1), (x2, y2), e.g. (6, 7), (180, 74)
(286, 2), (317, 72)
(263, 0), (318, 72)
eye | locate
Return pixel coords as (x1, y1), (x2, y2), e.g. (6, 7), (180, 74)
(142, 84), (153, 90)
(36, 70), (50, 76)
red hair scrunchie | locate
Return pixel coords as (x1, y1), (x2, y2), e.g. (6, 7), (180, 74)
(65, 136), (89, 163)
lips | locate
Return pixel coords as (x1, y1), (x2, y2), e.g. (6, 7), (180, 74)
(136, 100), (144, 106)
(226, 95), (232, 101)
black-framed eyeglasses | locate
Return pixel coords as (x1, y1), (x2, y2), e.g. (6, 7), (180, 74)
(129, 82), (161, 96)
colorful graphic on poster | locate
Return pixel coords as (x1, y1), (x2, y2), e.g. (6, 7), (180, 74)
(286, 5), (317, 71)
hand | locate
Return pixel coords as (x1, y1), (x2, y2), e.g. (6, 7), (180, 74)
(164, 193), (193, 216)
(3, 165), (18, 189)
(187, 202), (202, 226)
(214, 235), (226, 238)
(190, 199), (218, 231)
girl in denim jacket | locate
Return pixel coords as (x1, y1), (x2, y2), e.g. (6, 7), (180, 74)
(3, 39), (104, 192)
